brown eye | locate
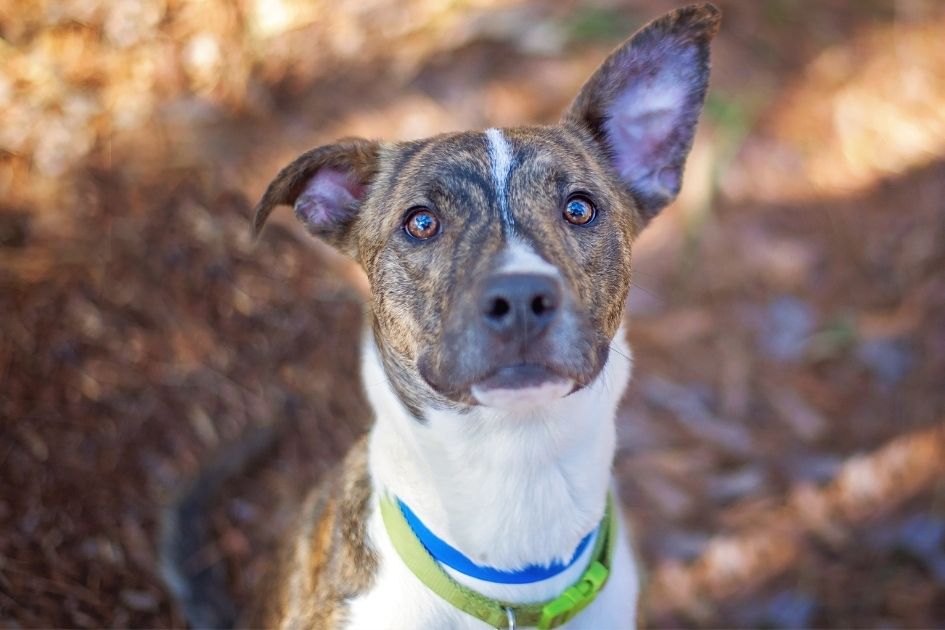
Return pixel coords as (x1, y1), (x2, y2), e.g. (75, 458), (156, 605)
(404, 207), (441, 240)
(563, 195), (596, 226)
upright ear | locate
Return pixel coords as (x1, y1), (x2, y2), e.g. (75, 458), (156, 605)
(564, 3), (720, 225)
(252, 138), (381, 254)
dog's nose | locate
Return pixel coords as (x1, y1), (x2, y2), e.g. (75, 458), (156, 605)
(480, 273), (561, 340)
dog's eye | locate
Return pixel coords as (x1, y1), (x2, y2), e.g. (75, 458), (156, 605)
(563, 195), (596, 226)
(404, 207), (441, 240)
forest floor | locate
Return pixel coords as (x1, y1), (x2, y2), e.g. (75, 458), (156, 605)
(2, 0), (944, 626)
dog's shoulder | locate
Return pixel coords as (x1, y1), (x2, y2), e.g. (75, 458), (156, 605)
(250, 435), (377, 628)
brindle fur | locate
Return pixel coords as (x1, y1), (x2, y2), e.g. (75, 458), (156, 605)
(241, 4), (720, 625)
(253, 139), (382, 254)
(253, 125), (641, 421)
(565, 3), (720, 220)
(249, 437), (375, 628)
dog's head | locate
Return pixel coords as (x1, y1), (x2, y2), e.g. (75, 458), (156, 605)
(254, 4), (720, 417)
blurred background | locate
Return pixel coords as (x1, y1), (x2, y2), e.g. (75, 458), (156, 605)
(2, 0), (945, 627)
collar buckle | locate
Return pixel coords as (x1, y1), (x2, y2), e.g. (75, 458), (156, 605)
(537, 560), (609, 629)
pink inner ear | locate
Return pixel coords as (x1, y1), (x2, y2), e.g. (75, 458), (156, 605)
(602, 43), (703, 205)
(294, 168), (363, 229)
(609, 101), (679, 181)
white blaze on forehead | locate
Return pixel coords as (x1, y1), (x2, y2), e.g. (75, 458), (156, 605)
(485, 127), (515, 232)
(499, 238), (560, 277)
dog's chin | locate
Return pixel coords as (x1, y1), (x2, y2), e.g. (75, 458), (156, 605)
(470, 364), (574, 410)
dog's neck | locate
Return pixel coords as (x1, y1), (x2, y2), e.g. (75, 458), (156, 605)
(363, 325), (632, 596)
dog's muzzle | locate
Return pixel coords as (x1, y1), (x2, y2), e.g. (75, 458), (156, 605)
(418, 269), (608, 409)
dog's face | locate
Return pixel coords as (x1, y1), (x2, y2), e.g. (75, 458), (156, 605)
(357, 126), (637, 413)
(254, 4), (720, 417)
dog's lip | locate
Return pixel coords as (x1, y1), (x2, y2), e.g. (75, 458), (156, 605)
(470, 364), (575, 408)
(472, 363), (567, 391)
(417, 344), (610, 403)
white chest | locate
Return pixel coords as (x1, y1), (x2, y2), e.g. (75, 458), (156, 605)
(348, 327), (638, 628)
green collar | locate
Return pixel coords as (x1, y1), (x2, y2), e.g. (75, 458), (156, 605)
(379, 493), (616, 629)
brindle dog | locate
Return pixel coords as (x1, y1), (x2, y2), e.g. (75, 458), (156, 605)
(165, 4), (720, 628)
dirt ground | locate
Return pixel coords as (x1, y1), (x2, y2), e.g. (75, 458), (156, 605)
(2, 1), (945, 627)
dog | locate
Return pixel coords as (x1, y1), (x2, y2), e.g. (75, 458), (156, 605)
(163, 4), (719, 628)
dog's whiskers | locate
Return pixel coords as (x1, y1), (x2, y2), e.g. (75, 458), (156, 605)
(629, 280), (664, 308)
(608, 343), (632, 364)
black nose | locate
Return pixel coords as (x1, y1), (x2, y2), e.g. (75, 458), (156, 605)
(480, 273), (561, 340)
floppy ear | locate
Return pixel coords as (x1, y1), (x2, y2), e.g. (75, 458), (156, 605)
(564, 3), (720, 225)
(252, 138), (381, 254)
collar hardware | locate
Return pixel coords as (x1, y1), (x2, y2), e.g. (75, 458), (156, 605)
(537, 559), (608, 629)
(505, 607), (517, 630)
(379, 493), (616, 629)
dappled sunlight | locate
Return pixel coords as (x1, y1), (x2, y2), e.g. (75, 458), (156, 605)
(645, 423), (945, 625)
(0, 0), (522, 207)
(725, 4), (945, 202)
(2, 1), (944, 627)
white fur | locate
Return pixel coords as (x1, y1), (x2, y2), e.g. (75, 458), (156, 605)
(485, 128), (515, 233)
(345, 326), (639, 628)
(498, 239), (560, 277)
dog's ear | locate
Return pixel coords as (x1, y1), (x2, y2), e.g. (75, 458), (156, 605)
(563, 3), (720, 225)
(253, 138), (381, 254)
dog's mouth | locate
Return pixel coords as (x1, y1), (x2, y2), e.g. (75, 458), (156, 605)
(470, 364), (574, 409)
(416, 337), (610, 409)
(418, 350), (609, 409)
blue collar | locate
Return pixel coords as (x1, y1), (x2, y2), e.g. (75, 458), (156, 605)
(395, 498), (597, 585)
